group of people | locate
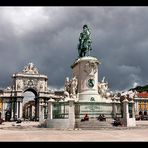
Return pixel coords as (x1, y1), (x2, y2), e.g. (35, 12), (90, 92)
(112, 117), (123, 126)
(81, 114), (107, 122)
(97, 114), (106, 121)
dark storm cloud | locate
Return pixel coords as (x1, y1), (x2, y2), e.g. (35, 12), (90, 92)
(0, 7), (148, 91)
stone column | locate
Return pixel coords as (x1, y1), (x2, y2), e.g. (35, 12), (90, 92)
(116, 98), (121, 117)
(15, 100), (19, 120)
(68, 99), (75, 129)
(2, 99), (6, 120)
(135, 100), (139, 115)
(47, 99), (54, 120)
(29, 105), (32, 120)
(16, 98), (23, 119)
(112, 98), (117, 118)
(75, 102), (80, 118)
(10, 102), (14, 121)
(10, 98), (15, 121)
(39, 99), (44, 122)
(123, 98), (129, 119)
(27, 107), (29, 118)
(130, 100), (135, 118)
(35, 98), (39, 121)
(19, 100), (23, 119)
(122, 98), (136, 127)
(44, 100), (48, 119)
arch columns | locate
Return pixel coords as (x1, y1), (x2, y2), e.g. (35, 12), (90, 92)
(16, 99), (20, 119)
(39, 99), (45, 122)
(1, 99), (6, 120)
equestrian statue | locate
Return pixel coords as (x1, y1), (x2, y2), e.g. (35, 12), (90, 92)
(77, 24), (92, 57)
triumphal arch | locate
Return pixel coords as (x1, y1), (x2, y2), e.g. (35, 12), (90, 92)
(0, 63), (61, 121)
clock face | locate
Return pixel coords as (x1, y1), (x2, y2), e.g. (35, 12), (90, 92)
(87, 79), (95, 88)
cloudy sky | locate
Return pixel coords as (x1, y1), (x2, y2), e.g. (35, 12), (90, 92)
(0, 6), (148, 92)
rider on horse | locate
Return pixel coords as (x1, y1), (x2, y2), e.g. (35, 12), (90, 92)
(78, 24), (92, 57)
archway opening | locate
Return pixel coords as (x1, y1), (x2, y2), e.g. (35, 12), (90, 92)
(23, 89), (38, 121)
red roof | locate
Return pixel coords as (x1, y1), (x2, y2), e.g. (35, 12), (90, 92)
(137, 92), (148, 98)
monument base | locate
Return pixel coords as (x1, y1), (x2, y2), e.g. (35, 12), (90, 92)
(78, 92), (112, 103)
(75, 101), (113, 119)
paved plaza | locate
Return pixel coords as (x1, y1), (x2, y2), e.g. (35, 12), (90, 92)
(0, 121), (148, 141)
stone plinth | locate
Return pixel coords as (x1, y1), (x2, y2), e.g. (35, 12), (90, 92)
(122, 99), (136, 127)
(71, 56), (100, 102)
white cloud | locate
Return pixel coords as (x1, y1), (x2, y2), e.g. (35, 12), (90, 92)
(132, 82), (139, 88)
(48, 86), (64, 91)
(118, 65), (141, 74)
(1, 7), (49, 36)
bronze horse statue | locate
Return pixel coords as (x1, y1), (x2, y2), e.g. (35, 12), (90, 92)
(78, 25), (92, 57)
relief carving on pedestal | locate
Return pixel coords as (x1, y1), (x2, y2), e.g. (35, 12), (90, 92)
(84, 61), (97, 76)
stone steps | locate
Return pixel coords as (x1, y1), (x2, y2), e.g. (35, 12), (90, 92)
(75, 118), (113, 129)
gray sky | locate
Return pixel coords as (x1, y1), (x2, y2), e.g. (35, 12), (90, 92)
(0, 6), (148, 91)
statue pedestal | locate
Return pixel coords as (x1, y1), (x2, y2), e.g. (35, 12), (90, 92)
(71, 56), (113, 118)
(71, 56), (100, 102)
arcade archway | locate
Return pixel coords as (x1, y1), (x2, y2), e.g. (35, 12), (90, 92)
(1, 63), (49, 121)
(23, 90), (36, 121)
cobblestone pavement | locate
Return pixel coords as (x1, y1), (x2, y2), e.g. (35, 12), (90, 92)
(0, 121), (148, 141)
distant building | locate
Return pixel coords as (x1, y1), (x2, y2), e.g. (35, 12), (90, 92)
(134, 91), (148, 115)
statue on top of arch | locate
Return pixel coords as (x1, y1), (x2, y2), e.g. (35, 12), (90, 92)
(22, 63), (39, 74)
